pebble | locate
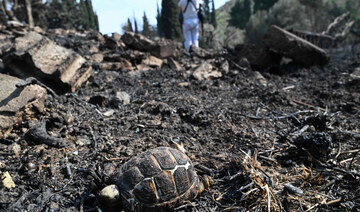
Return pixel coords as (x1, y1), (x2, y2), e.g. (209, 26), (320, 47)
(2, 171), (16, 188)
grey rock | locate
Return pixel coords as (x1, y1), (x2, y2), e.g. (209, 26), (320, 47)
(0, 34), (13, 56)
(121, 32), (154, 52)
(234, 44), (281, 70)
(167, 58), (183, 71)
(141, 55), (163, 68)
(0, 73), (47, 139)
(150, 43), (178, 59)
(4, 32), (92, 94)
(192, 61), (222, 81)
(116, 91), (131, 106)
(264, 25), (330, 66)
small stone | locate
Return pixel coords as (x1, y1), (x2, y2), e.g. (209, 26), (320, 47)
(2, 171), (16, 188)
(99, 185), (120, 205)
(76, 136), (92, 146)
(12, 143), (21, 159)
(103, 109), (115, 117)
(26, 162), (36, 172)
(220, 60), (229, 74)
(167, 58), (183, 71)
(49, 202), (59, 209)
(178, 82), (190, 87)
(142, 55), (163, 68)
(91, 53), (104, 63)
(116, 91), (131, 106)
(0, 161), (5, 169)
(192, 61), (222, 81)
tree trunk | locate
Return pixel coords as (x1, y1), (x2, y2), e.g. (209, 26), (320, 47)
(2, 0), (18, 21)
(0, 0), (8, 25)
(24, 0), (33, 27)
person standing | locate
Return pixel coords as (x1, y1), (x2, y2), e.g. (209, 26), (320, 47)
(178, 0), (203, 51)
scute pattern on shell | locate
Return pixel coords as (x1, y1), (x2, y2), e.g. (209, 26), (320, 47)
(112, 147), (202, 211)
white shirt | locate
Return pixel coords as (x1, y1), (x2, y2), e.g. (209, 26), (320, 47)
(178, 0), (203, 20)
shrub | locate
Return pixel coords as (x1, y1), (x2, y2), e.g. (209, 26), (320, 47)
(223, 26), (245, 48)
(245, 0), (311, 44)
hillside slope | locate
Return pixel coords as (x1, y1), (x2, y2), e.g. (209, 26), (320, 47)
(215, 0), (236, 35)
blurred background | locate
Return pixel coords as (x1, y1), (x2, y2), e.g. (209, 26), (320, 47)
(1, 0), (359, 49)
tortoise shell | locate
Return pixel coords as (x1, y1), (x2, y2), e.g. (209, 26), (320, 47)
(111, 147), (203, 211)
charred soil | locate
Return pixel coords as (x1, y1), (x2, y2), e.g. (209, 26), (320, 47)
(0, 30), (360, 211)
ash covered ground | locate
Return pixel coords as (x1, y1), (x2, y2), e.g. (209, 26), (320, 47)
(0, 28), (359, 211)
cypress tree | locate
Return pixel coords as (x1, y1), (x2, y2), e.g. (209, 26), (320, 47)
(156, 2), (163, 37)
(47, 0), (63, 28)
(160, 0), (181, 40)
(30, 0), (48, 29)
(85, 0), (96, 29)
(211, 0), (217, 28)
(203, 0), (210, 23)
(94, 12), (99, 31)
(127, 18), (133, 32)
(79, 0), (89, 29)
(0, 3), (7, 25)
(134, 18), (139, 34)
(229, 0), (251, 29)
(62, 0), (78, 29)
(142, 12), (151, 37)
(78, 0), (98, 30)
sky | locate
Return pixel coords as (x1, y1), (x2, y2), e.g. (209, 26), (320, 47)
(92, 0), (230, 35)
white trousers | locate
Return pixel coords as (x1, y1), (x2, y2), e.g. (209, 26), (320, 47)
(182, 18), (200, 51)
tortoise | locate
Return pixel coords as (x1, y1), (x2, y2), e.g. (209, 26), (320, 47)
(99, 147), (210, 212)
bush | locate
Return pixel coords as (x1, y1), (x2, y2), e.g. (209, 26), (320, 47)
(245, 10), (269, 44)
(245, 0), (311, 44)
(223, 26), (245, 48)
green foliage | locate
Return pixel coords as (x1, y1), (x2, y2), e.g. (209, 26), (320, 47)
(46, 0), (63, 28)
(85, 0), (98, 30)
(298, 0), (333, 31)
(215, 0), (360, 47)
(61, 0), (79, 29)
(126, 18), (133, 32)
(160, 0), (182, 40)
(79, 0), (89, 29)
(77, 0), (98, 30)
(142, 12), (151, 37)
(94, 12), (99, 31)
(211, 0), (217, 28)
(21, 0), (99, 31)
(345, 0), (360, 33)
(156, 3), (163, 37)
(253, 0), (278, 13)
(134, 18), (139, 34)
(224, 26), (245, 48)
(0, 3), (6, 25)
(268, 0), (311, 30)
(328, 0), (346, 17)
(203, 0), (210, 21)
(245, 10), (268, 44)
(229, 0), (251, 29)
(245, 0), (311, 44)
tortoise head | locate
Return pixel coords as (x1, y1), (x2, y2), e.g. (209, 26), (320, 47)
(198, 175), (211, 193)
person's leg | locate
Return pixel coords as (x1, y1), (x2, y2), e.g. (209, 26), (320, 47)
(183, 20), (193, 51)
(190, 19), (200, 47)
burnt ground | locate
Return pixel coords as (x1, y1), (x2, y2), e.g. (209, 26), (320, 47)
(1, 39), (360, 211)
